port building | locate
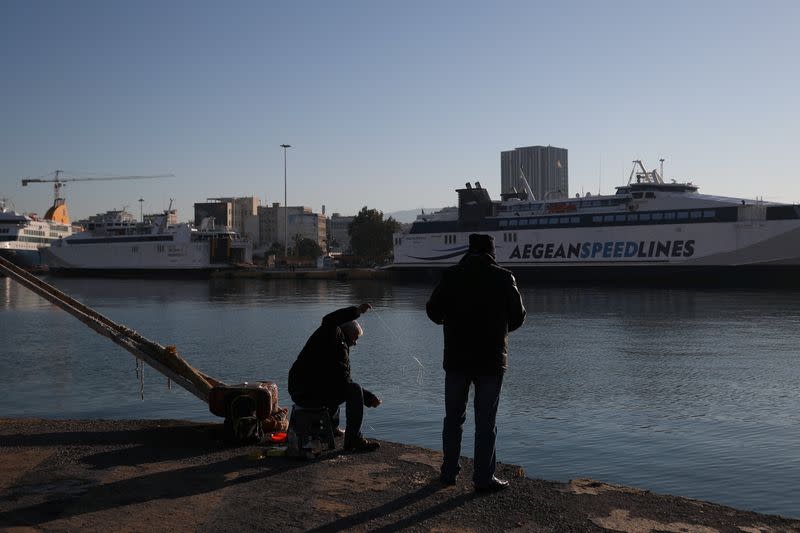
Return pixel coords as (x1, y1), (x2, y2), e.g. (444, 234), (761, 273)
(257, 203), (327, 252)
(501, 145), (568, 200)
(195, 197), (260, 243)
(327, 213), (354, 254)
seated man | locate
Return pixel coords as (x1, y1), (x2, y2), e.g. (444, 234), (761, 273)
(288, 303), (381, 452)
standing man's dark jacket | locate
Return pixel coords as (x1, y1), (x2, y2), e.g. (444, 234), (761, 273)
(426, 253), (526, 375)
(288, 306), (362, 406)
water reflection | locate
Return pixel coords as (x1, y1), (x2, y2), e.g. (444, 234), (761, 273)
(0, 276), (52, 311)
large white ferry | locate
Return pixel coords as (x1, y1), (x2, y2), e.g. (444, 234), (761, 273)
(0, 198), (73, 270)
(390, 161), (800, 284)
(42, 209), (252, 276)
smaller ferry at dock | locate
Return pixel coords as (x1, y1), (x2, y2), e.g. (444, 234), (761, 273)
(0, 197), (74, 270)
(390, 161), (800, 284)
(42, 207), (252, 277)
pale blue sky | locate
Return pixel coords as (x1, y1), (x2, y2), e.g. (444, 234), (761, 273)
(2, 1), (799, 220)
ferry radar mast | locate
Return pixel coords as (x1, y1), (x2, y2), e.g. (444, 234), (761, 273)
(628, 160), (664, 185)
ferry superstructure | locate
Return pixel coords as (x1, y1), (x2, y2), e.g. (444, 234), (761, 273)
(42, 211), (252, 276)
(0, 198), (73, 270)
(390, 161), (800, 283)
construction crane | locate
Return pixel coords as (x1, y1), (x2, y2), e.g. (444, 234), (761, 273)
(21, 169), (175, 204)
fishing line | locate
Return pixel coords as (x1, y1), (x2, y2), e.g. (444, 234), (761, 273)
(369, 306), (425, 385)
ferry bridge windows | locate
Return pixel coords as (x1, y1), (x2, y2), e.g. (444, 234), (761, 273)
(644, 192), (656, 199)
(502, 232), (517, 242)
(579, 208), (720, 228)
(509, 220), (518, 227)
(632, 192), (644, 199)
(394, 237), (402, 245)
(443, 234), (457, 244)
(157, 244), (165, 253)
(18, 236), (51, 244)
(131, 246), (139, 253)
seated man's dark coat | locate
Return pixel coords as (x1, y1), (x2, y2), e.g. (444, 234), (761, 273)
(426, 253), (526, 375)
(289, 306), (361, 407)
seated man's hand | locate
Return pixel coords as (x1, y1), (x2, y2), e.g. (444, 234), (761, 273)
(364, 390), (381, 408)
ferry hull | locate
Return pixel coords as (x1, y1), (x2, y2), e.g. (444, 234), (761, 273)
(391, 220), (800, 286)
(44, 266), (236, 279)
(0, 249), (44, 270)
(41, 231), (251, 277)
(387, 263), (800, 286)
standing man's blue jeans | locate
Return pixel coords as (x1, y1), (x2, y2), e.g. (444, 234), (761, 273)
(441, 372), (504, 485)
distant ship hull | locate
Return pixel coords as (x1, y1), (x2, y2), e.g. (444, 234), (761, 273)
(0, 199), (73, 271)
(390, 167), (800, 286)
(0, 249), (42, 270)
(42, 224), (252, 278)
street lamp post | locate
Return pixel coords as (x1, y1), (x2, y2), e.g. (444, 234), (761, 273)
(280, 144), (291, 261)
(138, 198), (144, 223)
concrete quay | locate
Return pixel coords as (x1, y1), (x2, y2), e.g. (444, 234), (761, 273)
(1, 418), (798, 532)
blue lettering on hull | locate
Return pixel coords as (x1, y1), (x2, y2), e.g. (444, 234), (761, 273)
(507, 240), (696, 261)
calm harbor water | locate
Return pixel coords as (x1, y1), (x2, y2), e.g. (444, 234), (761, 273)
(1, 276), (799, 517)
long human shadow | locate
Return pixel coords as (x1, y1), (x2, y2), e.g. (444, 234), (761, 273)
(0, 423), (224, 467)
(0, 454), (305, 528)
(369, 490), (480, 532)
(308, 482), (479, 532)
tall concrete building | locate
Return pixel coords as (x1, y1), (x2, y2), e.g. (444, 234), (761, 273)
(257, 203), (327, 252)
(501, 145), (568, 200)
(327, 213), (355, 254)
(201, 197), (260, 242)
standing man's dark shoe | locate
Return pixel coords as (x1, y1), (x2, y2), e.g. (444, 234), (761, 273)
(343, 435), (380, 453)
(474, 476), (509, 493)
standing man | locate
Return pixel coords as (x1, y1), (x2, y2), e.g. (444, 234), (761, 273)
(289, 303), (382, 453)
(426, 234), (526, 491)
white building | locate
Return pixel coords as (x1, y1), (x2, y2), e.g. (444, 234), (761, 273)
(197, 197), (261, 242)
(327, 213), (355, 254)
(258, 203), (327, 252)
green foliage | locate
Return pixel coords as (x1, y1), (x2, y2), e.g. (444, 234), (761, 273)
(295, 237), (323, 259)
(268, 242), (284, 257)
(348, 206), (401, 265)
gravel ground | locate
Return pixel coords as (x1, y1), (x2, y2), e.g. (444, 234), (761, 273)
(0, 418), (798, 532)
